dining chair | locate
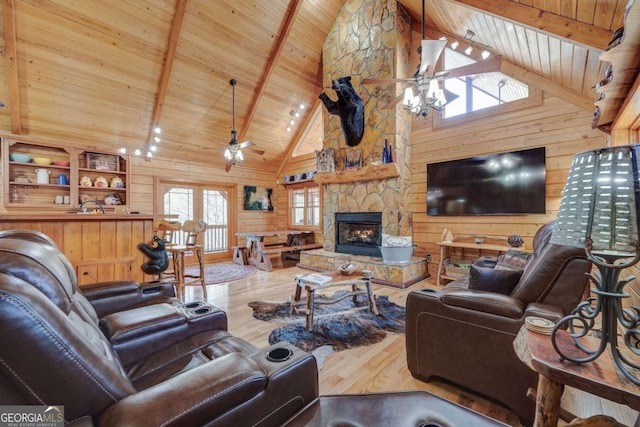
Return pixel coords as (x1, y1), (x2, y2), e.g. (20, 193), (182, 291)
(165, 220), (208, 301)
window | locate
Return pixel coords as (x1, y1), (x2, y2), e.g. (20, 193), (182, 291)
(443, 48), (529, 119)
(289, 185), (321, 229)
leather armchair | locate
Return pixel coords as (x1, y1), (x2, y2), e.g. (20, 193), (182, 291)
(0, 234), (318, 426)
(406, 222), (592, 425)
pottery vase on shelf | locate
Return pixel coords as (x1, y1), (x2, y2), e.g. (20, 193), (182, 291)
(80, 176), (92, 187)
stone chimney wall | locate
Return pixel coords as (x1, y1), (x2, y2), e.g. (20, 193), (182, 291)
(321, 0), (414, 250)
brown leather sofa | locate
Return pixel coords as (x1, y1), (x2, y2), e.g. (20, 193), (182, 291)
(0, 230), (515, 426)
(0, 233), (318, 426)
(406, 222), (592, 426)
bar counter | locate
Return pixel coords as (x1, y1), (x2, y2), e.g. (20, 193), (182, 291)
(0, 213), (164, 285)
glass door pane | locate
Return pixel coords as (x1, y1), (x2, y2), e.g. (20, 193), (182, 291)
(203, 189), (228, 253)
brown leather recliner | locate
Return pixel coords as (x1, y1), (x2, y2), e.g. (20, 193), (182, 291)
(0, 230), (518, 426)
(406, 222), (592, 426)
(0, 234), (319, 426)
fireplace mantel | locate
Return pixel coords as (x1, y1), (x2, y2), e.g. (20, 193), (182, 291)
(313, 163), (400, 184)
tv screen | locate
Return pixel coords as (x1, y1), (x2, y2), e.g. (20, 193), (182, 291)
(427, 147), (546, 216)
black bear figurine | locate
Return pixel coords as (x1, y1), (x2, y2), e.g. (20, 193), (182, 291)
(319, 76), (364, 147)
(138, 235), (169, 275)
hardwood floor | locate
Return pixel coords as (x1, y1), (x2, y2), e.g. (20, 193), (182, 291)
(182, 264), (638, 427)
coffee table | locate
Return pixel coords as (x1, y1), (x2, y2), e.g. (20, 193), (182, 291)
(293, 271), (378, 331)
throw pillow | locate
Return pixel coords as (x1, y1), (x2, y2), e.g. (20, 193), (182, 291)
(468, 265), (522, 295)
(495, 249), (530, 271)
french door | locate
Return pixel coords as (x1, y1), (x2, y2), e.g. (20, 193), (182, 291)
(158, 181), (236, 263)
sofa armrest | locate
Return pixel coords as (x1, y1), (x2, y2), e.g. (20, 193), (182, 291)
(440, 288), (525, 319)
(99, 353), (267, 427)
(83, 280), (177, 318)
(524, 302), (564, 323)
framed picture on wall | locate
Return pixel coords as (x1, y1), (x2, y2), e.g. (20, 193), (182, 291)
(86, 153), (119, 171)
(244, 186), (273, 211)
(344, 148), (362, 170)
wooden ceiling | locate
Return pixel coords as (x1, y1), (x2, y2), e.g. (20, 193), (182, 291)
(0, 0), (632, 174)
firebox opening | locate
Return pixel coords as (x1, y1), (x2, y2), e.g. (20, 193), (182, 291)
(335, 212), (382, 257)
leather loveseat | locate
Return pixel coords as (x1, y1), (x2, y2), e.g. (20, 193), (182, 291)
(0, 232), (318, 426)
(405, 222), (592, 425)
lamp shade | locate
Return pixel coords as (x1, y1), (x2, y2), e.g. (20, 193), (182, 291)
(551, 145), (640, 256)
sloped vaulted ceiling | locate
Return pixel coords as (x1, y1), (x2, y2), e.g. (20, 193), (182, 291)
(0, 0), (630, 173)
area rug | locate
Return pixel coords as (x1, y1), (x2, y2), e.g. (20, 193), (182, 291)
(248, 291), (405, 353)
(184, 263), (256, 285)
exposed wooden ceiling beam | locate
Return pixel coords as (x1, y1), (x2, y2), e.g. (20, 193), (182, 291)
(237, 0), (303, 142)
(446, 0), (613, 51)
(147, 0), (187, 145)
(500, 61), (594, 112)
(3, 0), (22, 134)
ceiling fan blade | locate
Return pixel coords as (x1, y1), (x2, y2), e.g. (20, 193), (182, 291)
(418, 39), (447, 75)
(225, 161), (232, 172)
(444, 56), (503, 79)
(382, 94), (404, 109)
(362, 78), (413, 84)
(245, 147), (265, 156)
(239, 140), (255, 149)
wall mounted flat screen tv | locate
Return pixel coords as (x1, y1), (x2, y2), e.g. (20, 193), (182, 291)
(427, 147), (546, 216)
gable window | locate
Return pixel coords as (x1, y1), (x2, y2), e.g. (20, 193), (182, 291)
(289, 185), (321, 229)
(443, 48), (529, 119)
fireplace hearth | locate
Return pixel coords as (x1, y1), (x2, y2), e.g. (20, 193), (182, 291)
(335, 212), (382, 257)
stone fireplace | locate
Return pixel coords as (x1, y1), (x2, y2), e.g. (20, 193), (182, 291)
(298, 0), (427, 288)
(335, 212), (382, 257)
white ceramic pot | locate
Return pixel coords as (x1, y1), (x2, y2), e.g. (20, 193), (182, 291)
(35, 169), (51, 184)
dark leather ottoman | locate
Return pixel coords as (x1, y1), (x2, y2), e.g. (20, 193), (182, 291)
(282, 391), (508, 426)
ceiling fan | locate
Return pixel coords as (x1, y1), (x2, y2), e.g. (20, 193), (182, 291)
(223, 79), (265, 172)
(361, 0), (502, 117)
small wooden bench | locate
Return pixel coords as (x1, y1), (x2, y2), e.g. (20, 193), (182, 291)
(257, 243), (322, 271)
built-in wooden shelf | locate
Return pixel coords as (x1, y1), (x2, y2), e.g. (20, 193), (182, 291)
(593, 0), (640, 132)
(313, 162), (400, 184)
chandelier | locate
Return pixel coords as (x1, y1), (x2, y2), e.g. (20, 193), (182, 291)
(402, 40), (448, 118)
(224, 131), (244, 165)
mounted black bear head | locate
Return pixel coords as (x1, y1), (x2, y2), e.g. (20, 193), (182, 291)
(319, 76), (364, 147)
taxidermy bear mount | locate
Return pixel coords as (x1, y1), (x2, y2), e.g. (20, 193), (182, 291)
(319, 76), (364, 147)
(138, 235), (169, 275)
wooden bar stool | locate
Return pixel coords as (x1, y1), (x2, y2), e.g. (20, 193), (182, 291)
(165, 220), (208, 301)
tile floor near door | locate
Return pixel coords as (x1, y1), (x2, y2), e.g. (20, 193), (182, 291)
(180, 264), (638, 427)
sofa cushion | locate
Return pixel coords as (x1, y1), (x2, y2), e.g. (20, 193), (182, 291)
(468, 265), (522, 295)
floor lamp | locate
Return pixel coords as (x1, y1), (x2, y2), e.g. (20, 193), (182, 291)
(550, 144), (640, 385)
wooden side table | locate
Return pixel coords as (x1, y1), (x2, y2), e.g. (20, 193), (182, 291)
(514, 326), (640, 426)
(293, 272), (378, 331)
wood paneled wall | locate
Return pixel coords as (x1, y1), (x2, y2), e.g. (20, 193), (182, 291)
(127, 156), (281, 247)
(409, 93), (606, 276)
(274, 152), (318, 231)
